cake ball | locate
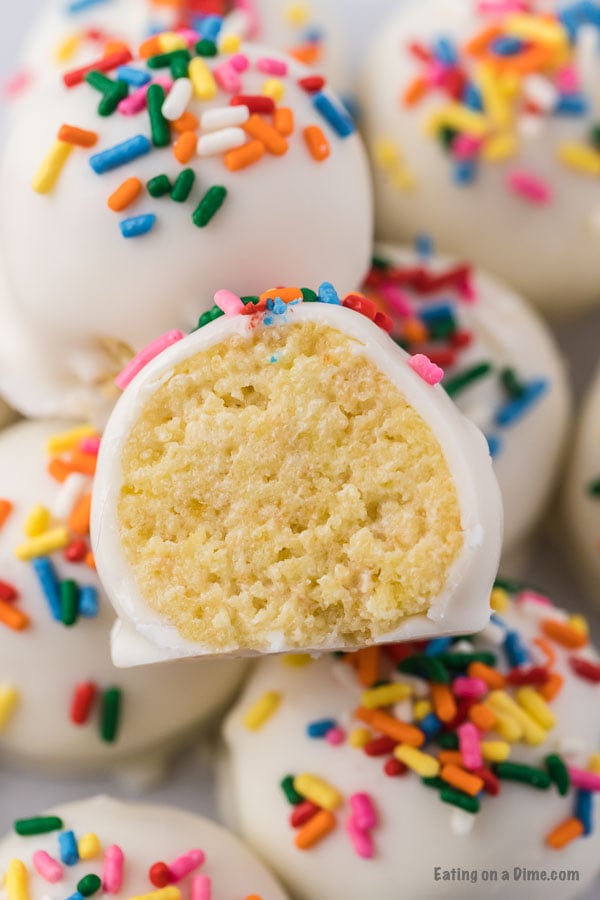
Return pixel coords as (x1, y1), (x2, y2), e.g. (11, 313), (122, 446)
(0, 418), (247, 775)
(222, 582), (600, 900)
(565, 364), (600, 602)
(91, 284), (502, 666)
(360, 0), (600, 318)
(0, 37), (371, 423)
(364, 242), (571, 566)
(0, 796), (289, 900)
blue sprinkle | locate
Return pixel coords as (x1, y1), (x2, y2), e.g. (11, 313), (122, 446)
(559, 2), (600, 38)
(120, 214), (157, 239)
(318, 282), (341, 305)
(272, 298), (287, 316)
(486, 434), (502, 458)
(269, 355), (279, 363)
(78, 585), (99, 618)
(433, 36), (458, 66)
(31, 557), (61, 621)
(575, 789), (594, 836)
(554, 93), (589, 115)
(424, 637), (453, 657)
(504, 629), (530, 668)
(462, 83), (483, 111)
(490, 613), (507, 630)
(59, 831), (79, 866)
(419, 712), (443, 741)
(302, 27), (325, 44)
(415, 234), (434, 259)
(67, 0), (109, 13)
(419, 302), (454, 324)
(494, 378), (548, 427)
(307, 718), (337, 738)
(116, 66), (151, 88)
(66, 893), (84, 900)
(200, 15), (223, 41)
(453, 159), (478, 185)
(90, 135), (151, 175)
(491, 36), (525, 56)
(312, 92), (355, 138)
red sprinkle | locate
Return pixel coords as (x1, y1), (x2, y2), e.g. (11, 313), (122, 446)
(149, 862), (171, 888)
(374, 311), (394, 333)
(230, 94), (275, 114)
(70, 681), (97, 725)
(364, 736), (398, 757)
(64, 539), (88, 563)
(472, 766), (501, 796)
(569, 657), (600, 683)
(63, 49), (133, 88)
(0, 580), (18, 602)
(290, 801), (320, 828)
(342, 294), (378, 321)
(384, 757), (408, 777)
(507, 666), (549, 686)
(298, 75), (326, 93)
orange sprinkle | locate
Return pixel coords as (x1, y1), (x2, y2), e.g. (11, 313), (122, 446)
(431, 683), (457, 723)
(295, 809), (336, 850)
(67, 451), (97, 477)
(541, 618), (588, 650)
(438, 750), (464, 767)
(500, 43), (555, 75)
(173, 130), (198, 164)
(440, 764), (485, 797)
(243, 114), (288, 156)
(402, 75), (428, 107)
(402, 318), (428, 344)
(69, 493), (92, 536)
(172, 111), (199, 134)
(225, 140), (265, 172)
(0, 499), (13, 530)
(259, 287), (303, 305)
(355, 646), (379, 687)
(107, 177), (143, 212)
(469, 703), (496, 731)
(139, 35), (162, 58)
(464, 24), (503, 57)
(274, 107), (294, 136)
(85, 550), (96, 570)
(303, 125), (330, 161)
(354, 707), (424, 747)
(103, 40), (130, 57)
(532, 636), (556, 668)
(538, 672), (564, 703)
(546, 817), (584, 849)
(289, 43), (321, 66)
(468, 661), (506, 690)
(48, 458), (76, 483)
(0, 599), (29, 631)
(57, 124), (98, 147)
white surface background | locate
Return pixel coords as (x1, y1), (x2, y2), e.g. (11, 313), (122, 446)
(0, 2), (600, 897)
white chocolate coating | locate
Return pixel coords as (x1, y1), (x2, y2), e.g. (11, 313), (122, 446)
(367, 243), (571, 564)
(91, 299), (502, 666)
(359, 0), (600, 318)
(0, 41), (371, 423)
(0, 796), (289, 900)
(565, 365), (600, 603)
(222, 596), (600, 900)
(0, 419), (247, 774)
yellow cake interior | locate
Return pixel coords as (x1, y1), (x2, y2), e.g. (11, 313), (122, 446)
(118, 320), (464, 651)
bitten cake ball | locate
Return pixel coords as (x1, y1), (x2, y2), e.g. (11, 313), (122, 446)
(565, 365), (600, 603)
(0, 796), (289, 900)
(364, 242), (570, 567)
(222, 583), (600, 900)
(0, 37), (371, 423)
(91, 285), (502, 666)
(360, 0), (600, 318)
(0, 419), (247, 774)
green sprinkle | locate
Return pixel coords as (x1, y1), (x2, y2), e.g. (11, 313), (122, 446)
(192, 185), (227, 227)
(444, 363), (493, 398)
(440, 787), (480, 813)
(60, 580), (78, 627)
(587, 477), (600, 499)
(494, 762), (551, 789)
(209, 306), (225, 321)
(428, 318), (456, 341)
(501, 367), (526, 399)
(85, 71), (115, 92)
(171, 168), (196, 203)
(100, 687), (121, 743)
(14, 816), (63, 836)
(196, 39), (218, 57)
(437, 733), (459, 750)
(281, 775), (303, 805)
(84, 72), (128, 117)
(397, 655), (449, 684)
(371, 255), (391, 270)
(170, 51), (191, 80)
(77, 875), (102, 897)
(422, 776), (445, 790)
(301, 288), (318, 302)
(241, 296), (260, 306)
(147, 49), (189, 69)
(440, 125), (458, 151)
(147, 174), (172, 198)
(545, 754), (571, 796)
(147, 84), (171, 148)
(494, 576), (524, 594)
(436, 651), (497, 669)
(590, 124), (600, 150)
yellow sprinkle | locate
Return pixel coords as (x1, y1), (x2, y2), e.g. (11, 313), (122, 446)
(487, 690), (547, 745)
(559, 143), (600, 176)
(54, 32), (81, 63)
(587, 753), (600, 774)
(484, 706), (523, 742)
(374, 137), (400, 170)
(568, 614), (589, 636)
(5, 859), (28, 900)
(158, 32), (187, 53)
(189, 57), (217, 100)
(413, 700), (432, 721)
(481, 740), (511, 763)
(516, 687), (556, 730)
(349, 727), (372, 749)
(284, 2), (310, 27)
(505, 13), (568, 48)
(394, 744), (440, 778)
(489, 587), (510, 612)
(390, 166), (416, 190)
(14, 527), (70, 561)
(46, 425), (96, 454)
(32, 140), (73, 195)
(262, 78), (286, 102)
(427, 103), (488, 138)
(282, 654), (312, 667)
(243, 691), (281, 731)
(361, 683), (412, 709)
(294, 774), (342, 811)
(0, 685), (19, 732)
(128, 889), (180, 900)
(219, 34), (242, 54)
(482, 132), (518, 162)
(477, 64), (511, 128)
(78, 833), (101, 860)
(24, 505), (51, 539)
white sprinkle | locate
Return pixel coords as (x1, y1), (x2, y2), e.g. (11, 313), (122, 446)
(523, 74), (558, 111)
(576, 25), (599, 94)
(197, 127), (247, 157)
(479, 621), (505, 646)
(518, 114), (545, 140)
(200, 104), (250, 132)
(220, 9), (253, 40)
(450, 809), (477, 836)
(162, 77), (193, 121)
(331, 661), (363, 698)
(395, 674), (429, 699)
(393, 699), (413, 722)
(51, 472), (90, 521)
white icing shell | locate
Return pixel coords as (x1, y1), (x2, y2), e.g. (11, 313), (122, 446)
(0, 796), (289, 900)
(91, 300), (503, 665)
(0, 419), (247, 773)
(359, 0), (600, 318)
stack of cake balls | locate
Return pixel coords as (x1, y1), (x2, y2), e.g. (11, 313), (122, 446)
(0, 1), (599, 899)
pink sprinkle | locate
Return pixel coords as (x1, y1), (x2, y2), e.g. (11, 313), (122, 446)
(175, 28), (201, 48)
(426, 60), (448, 88)
(378, 282), (412, 318)
(32, 851), (63, 884)
(214, 62), (242, 92)
(507, 170), (552, 205)
(118, 76), (172, 115)
(568, 767), (600, 792)
(3, 69), (31, 99)
(192, 874), (211, 900)
(452, 135), (482, 160)
(325, 726), (346, 746)
(236, 0), (261, 39)
(214, 289), (245, 317)
(516, 589), (553, 608)
(102, 845), (124, 894)
(457, 274), (478, 303)
(346, 816), (375, 859)
(167, 850), (205, 882)
(349, 793), (377, 831)
(453, 676), (487, 700)
(229, 53), (250, 73)
(115, 330), (185, 390)
(457, 722), (483, 771)
(257, 57), (288, 76)
(476, 1), (527, 12)
(408, 353), (444, 385)
(556, 65), (579, 94)
(79, 436), (101, 455)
